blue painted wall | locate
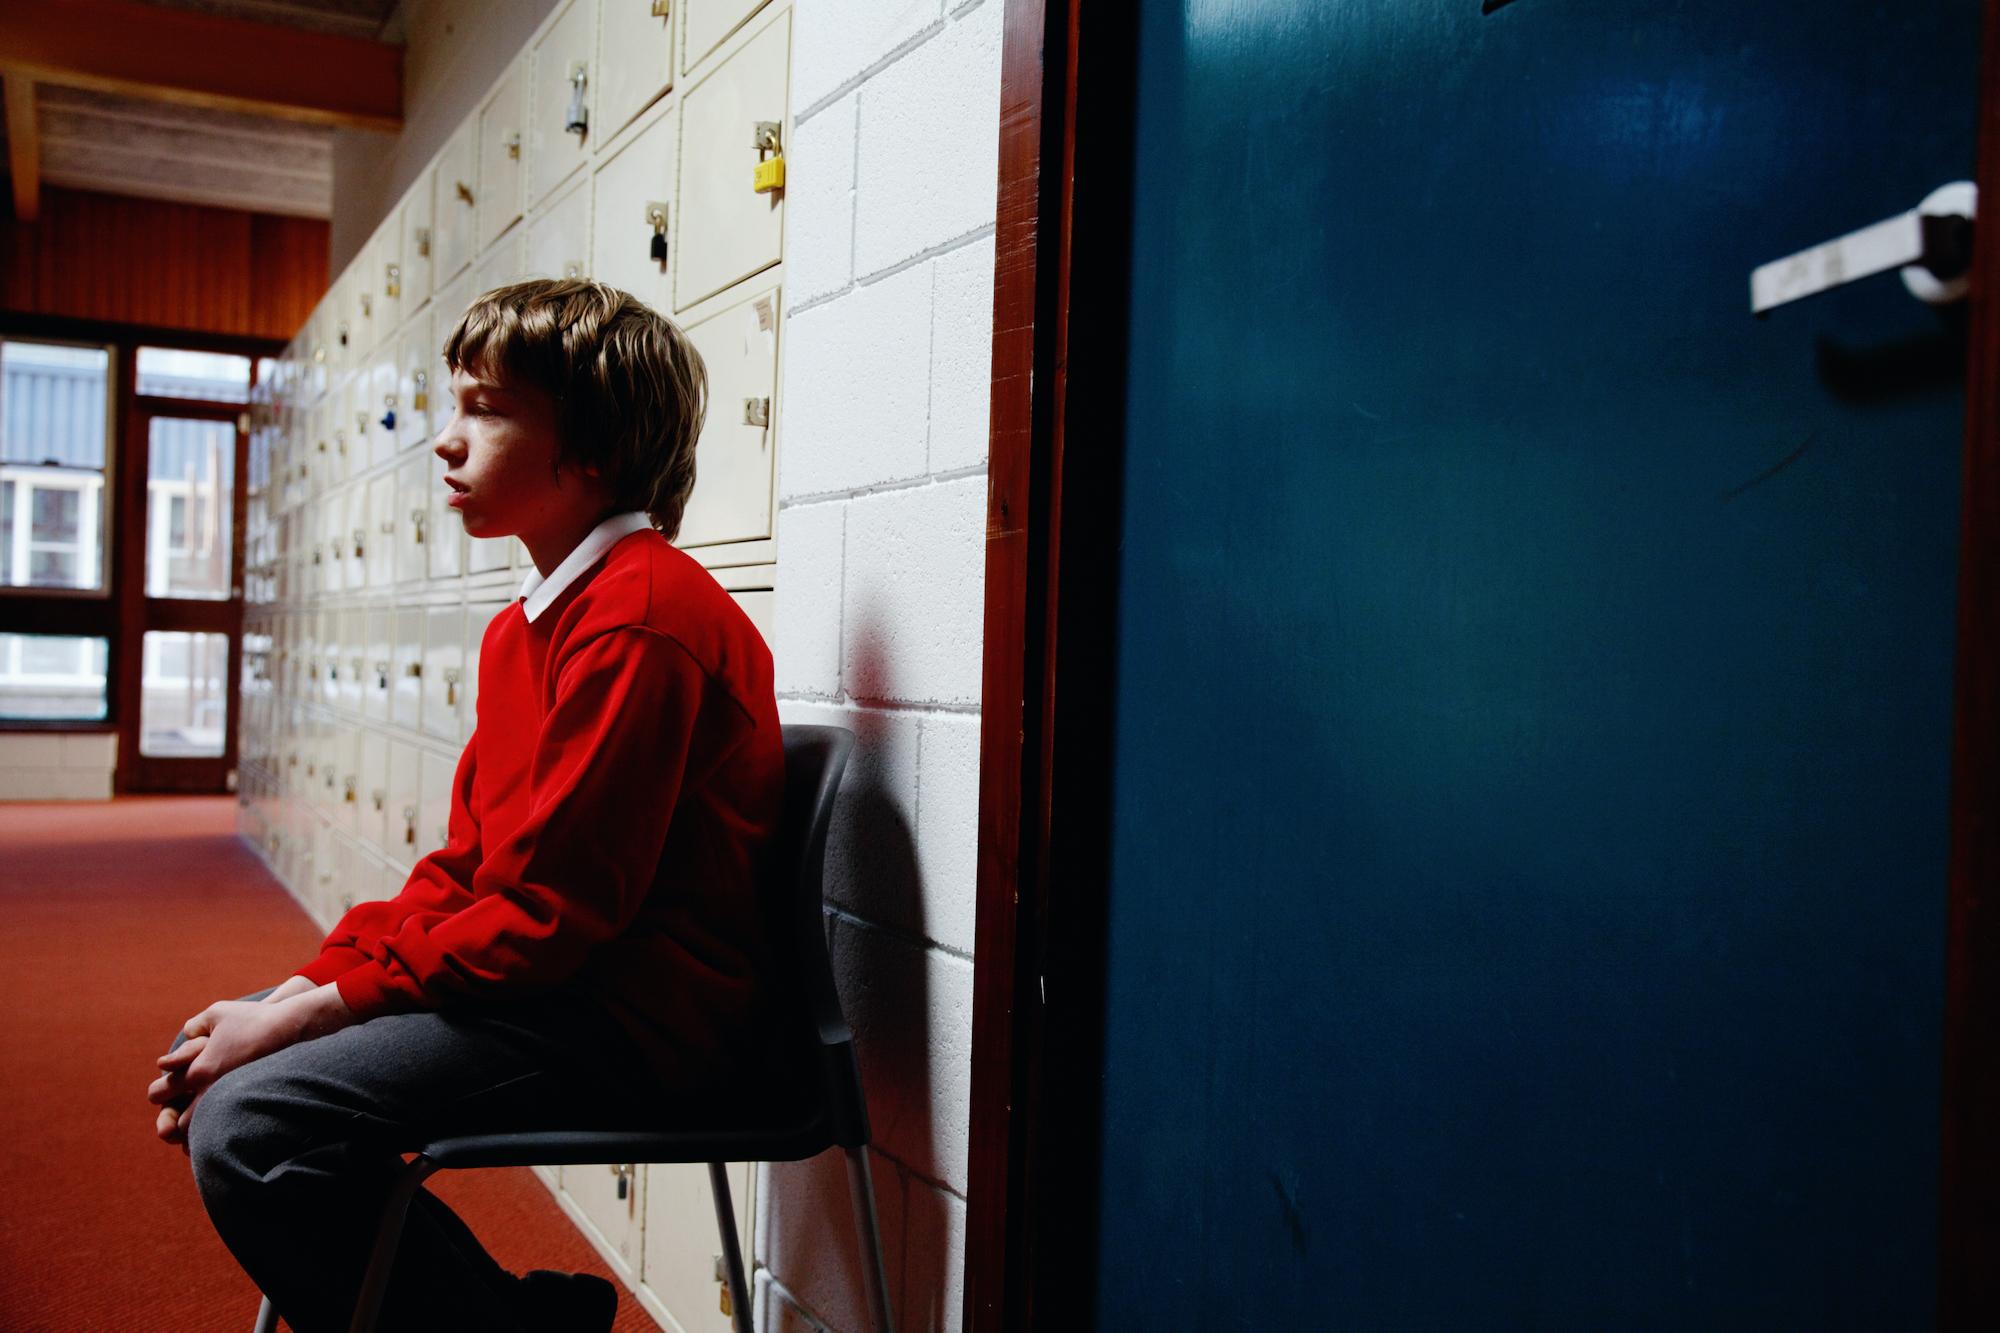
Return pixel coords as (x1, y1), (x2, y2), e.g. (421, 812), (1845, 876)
(1091, 2), (1979, 1325)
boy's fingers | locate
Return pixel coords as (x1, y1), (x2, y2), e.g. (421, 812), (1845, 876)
(157, 1038), (202, 1070)
(155, 1105), (185, 1144)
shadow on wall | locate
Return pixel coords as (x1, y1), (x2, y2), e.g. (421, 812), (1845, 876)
(761, 700), (952, 1330)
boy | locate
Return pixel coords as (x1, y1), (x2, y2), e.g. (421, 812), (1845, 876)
(147, 279), (788, 1332)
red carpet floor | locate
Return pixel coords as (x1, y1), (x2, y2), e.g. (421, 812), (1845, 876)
(0, 796), (659, 1332)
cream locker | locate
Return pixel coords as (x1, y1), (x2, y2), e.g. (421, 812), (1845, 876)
(364, 607), (392, 724)
(730, 588), (772, 647)
(397, 455), (431, 584)
(642, 1161), (753, 1333)
(366, 474), (396, 588)
(567, 1165), (644, 1282)
(421, 606), (467, 743)
(358, 728), (390, 849)
(319, 612), (341, 710)
(435, 119), (480, 283)
(677, 286), (777, 546)
(675, 11), (787, 310)
(420, 749), (457, 859)
(466, 532), (512, 576)
(526, 173), (592, 280)
(472, 225), (529, 301)
(351, 241), (380, 366)
(463, 600), (510, 729)
(683, 0), (767, 73)
(342, 483), (369, 592)
(328, 727), (360, 829)
(427, 451), (466, 581)
(375, 208), (405, 340)
(330, 275), (357, 374)
(595, 0), (672, 143)
(392, 608), (426, 733)
(386, 739), (423, 871)
(368, 337), (400, 470)
(397, 306), (436, 454)
(340, 608), (367, 716)
(478, 59), (529, 253)
(590, 100), (678, 316)
(400, 171), (436, 314)
(528, 0), (597, 209)
(377, 858), (404, 904)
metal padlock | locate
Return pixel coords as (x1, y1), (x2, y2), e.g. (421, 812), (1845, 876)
(385, 263), (400, 298)
(714, 1256), (732, 1316)
(752, 121), (784, 194)
(444, 667), (460, 706)
(565, 63), (588, 136)
(411, 509), (427, 545)
(413, 370), (429, 412)
(416, 227), (432, 259)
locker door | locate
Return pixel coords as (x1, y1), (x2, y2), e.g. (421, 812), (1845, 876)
(350, 236), (379, 364)
(387, 739), (422, 871)
(398, 307), (436, 455)
(397, 455), (431, 585)
(419, 749), (457, 861)
(566, 1164), (644, 1281)
(643, 1161), (753, 1333)
(528, 0), (597, 209)
(435, 119), (479, 282)
(595, 0), (673, 143)
(729, 588), (771, 648)
(339, 608), (366, 716)
(674, 10), (786, 310)
(677, 286), (777, 546)
(526, 174), (592, 280)
(683, 0), (766, 72)
(422, 605), (467, 743)
(392, 608), (425, 732)
(428, 450), (466, 582)
(359, 728), (390, 851)
(367, 474), (396, 588)
(463, 601), (510, 728)
(375, 208), (404, 340)
(400, 170), (436, 312)
(363, 607), (391, 724)
(342, 483), (368, 592)
(472, 225), (529, 301)
(478, 59), (529, 252)
(368, 337), (400, 469)
(590, 101), (678, 318)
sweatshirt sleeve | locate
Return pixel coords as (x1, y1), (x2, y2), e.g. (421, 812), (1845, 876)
(332, 627), (717, 1018)
(292, 733), (484, 985)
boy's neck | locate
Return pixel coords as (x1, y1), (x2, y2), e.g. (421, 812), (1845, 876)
(522, 503), (621, 578)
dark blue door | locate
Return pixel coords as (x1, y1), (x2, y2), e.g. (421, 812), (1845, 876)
(1093, 2), (1979, 1326)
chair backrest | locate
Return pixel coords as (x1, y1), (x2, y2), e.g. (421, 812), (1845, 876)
(771, 724), (871, 1148)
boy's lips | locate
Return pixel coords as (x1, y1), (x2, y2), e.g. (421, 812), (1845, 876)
(445, 477), (470, 506)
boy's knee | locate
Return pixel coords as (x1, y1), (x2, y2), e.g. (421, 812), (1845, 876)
(186, 1068), (269, 1203)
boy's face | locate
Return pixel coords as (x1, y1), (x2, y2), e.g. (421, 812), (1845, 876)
(435, 367), (591, 543)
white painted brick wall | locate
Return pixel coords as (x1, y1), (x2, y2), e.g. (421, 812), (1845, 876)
(766, 2), (999, 1328)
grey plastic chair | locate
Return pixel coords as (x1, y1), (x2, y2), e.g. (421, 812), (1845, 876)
(244, 723), (892, 1333)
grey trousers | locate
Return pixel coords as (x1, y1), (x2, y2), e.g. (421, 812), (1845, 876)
(174, 986), (667, 1333)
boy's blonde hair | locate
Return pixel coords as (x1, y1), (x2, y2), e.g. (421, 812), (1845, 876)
(443, 278), (707, 540)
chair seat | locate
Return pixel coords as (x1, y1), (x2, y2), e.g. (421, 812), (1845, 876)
(415, 1117), (840, 1169)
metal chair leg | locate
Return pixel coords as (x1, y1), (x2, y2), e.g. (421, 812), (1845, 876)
(844, 1146), (894, 1333)
(347, 1153), (441, 1333)
(707, 1162), (754, 1333)
(251, 1295), (278, 1333)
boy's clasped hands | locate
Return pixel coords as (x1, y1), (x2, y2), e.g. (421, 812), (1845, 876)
(147, 975), (357, 1152)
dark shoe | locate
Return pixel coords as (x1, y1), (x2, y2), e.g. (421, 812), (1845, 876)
(517, 1269), (618, 1332)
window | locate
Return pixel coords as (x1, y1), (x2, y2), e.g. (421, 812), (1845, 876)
(0, 633), (109, 720)
(140, 630), (228, 756)
(1, 340), (111, 594)
(136, 347), (251, 403)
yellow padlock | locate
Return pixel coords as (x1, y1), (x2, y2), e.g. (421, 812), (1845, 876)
(753, 156), (785, 194)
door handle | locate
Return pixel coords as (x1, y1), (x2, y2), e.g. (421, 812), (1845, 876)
(1751, 181), (1975, 315)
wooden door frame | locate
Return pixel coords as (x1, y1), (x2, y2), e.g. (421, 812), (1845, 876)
(116, 392), (251, 793)
(965, 1), (2000, 1327)
(0, 313), (279, 791)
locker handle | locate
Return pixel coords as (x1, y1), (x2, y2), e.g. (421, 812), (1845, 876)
(371, 789), (385, 812)
(343, 776), (356, 803)
(406, 662), (423, 678)
(504, 132), (521, 161)
(1751, 181), (1977, 314)
(456, 180), (474, 205)
(359, 292), (372, 319)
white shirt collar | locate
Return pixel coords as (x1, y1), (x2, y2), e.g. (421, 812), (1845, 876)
(518, 511), (653, 623)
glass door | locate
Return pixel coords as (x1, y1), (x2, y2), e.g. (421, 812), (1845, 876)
(122, 380), (249, 791)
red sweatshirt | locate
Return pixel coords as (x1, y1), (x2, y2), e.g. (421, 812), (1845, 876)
(294, 513), (786, 1091)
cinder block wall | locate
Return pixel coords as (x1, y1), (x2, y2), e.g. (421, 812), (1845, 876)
(756, 2), (1000, 1329)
